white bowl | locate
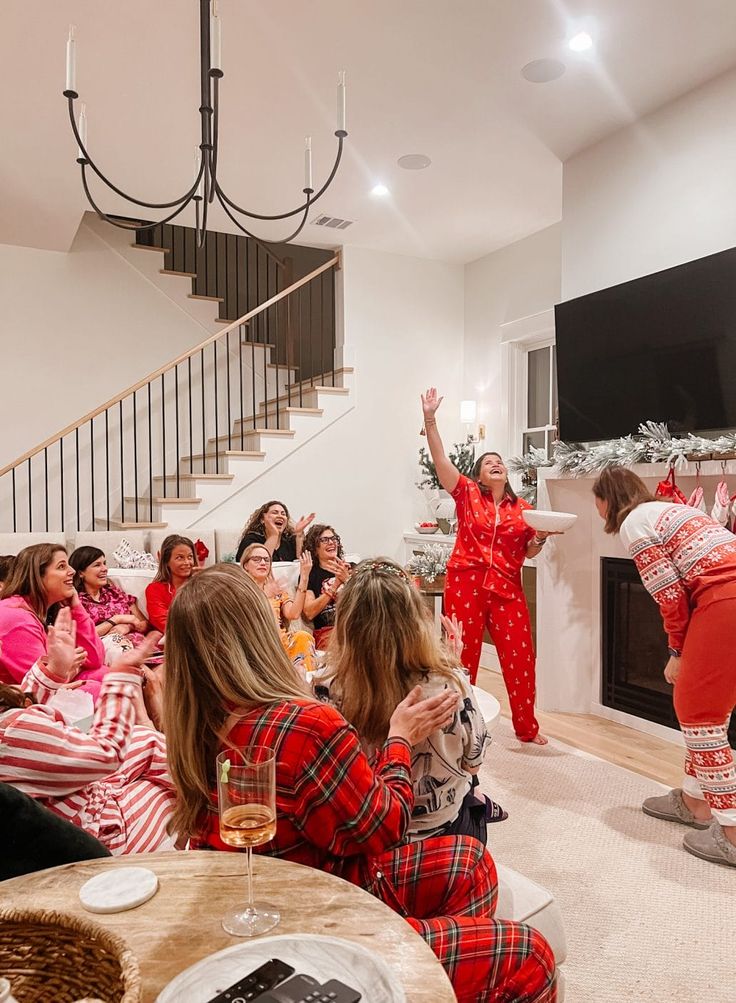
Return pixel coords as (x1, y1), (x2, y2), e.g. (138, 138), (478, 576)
(522, 510), (577, 533)
(414, 524), (439, 534)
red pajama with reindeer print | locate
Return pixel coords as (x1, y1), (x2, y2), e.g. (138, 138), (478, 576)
(444, 476), (540, 741)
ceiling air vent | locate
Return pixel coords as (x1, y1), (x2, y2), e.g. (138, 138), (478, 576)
(310, 212), (354, 230)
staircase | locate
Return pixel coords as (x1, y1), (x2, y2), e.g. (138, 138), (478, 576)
(0, 233), (352, 535)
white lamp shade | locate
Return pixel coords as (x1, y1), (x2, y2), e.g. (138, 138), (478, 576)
(460, 400), (477, 424)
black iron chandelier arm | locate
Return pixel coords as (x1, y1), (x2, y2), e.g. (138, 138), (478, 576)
(67, 95), (205, 210)
(216, 188), (313, 246)
(214, 133), (345, 222)
(207, 77), (220, 205)
(80, 164), (198, 232)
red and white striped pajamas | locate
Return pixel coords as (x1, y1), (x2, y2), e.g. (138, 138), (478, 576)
(0, 661), (176, 854)
(621, 502), (736, 825)
(444, 476), (540, 741)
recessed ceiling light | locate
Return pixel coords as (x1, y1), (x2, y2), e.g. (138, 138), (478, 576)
(371, 184), (389, 197)
(521, 58), (566, 84)
(568, 31), (593, 52)
(398, 154), (432, 170)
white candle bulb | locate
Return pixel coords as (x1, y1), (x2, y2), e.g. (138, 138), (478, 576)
(77, 103), (87, 158)
(65, 25), (76, 92)
(211, 8), (222, 70)
(304, 137), (313, 190)
(337, 70), (346, 132)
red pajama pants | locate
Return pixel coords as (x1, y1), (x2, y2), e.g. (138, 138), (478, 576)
(673, 595), (736, 827)
(369, 836), (557, 1002)
(445, 567), (539, 741)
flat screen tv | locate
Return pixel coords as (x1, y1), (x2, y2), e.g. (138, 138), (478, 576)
(554, 247), (736, 443)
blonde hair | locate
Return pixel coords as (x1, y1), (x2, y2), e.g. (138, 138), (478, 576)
(325, 558), (458, 747)
(239, 542), (272, 575)
(0, 544), (68, 621)
(163, 564), (311, 838)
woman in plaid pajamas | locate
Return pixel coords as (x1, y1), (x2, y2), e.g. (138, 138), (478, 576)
(164, 566), (556, 1002)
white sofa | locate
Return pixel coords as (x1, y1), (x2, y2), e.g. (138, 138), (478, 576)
(0, 532), (66, 556)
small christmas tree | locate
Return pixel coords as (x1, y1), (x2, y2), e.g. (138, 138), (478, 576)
(417, 435), (476, 489)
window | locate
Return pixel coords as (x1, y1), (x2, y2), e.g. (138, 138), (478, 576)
(521, 343), (557, 458)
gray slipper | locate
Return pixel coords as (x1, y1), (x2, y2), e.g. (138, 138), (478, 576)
(683, 822), (736, 867)
(641, 788), (711, 829)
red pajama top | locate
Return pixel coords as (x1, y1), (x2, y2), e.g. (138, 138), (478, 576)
(449, 475), (535, 598)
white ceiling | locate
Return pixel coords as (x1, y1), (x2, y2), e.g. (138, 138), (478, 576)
(3, 0), (736, 262)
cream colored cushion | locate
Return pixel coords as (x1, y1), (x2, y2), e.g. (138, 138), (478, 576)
(495, 863), (567, 967)
(0, 532), (66, 556)
(71, 531), (150, 567)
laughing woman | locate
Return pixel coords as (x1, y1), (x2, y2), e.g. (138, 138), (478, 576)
(235, 501), (315, 564)
(420, 388), (553, 744)
(303, 523), (352, 650)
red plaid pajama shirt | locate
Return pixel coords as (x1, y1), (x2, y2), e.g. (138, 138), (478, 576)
(192, 700), (556, 1002)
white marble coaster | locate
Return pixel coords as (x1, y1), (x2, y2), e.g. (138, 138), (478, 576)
(79, 866), (159, 913)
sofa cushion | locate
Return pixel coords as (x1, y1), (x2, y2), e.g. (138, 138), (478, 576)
(0, 532), (66, 557)
(495, 863), (568, 965)
(71, 530), (150, 567)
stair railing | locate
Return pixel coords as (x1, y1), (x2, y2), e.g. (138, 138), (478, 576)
(0, 253), (339, 533)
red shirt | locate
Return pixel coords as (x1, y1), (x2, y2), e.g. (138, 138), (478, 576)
(448, 475), (535, 597)
(144, 581), (176, 633)
(191, 700), (414, 891)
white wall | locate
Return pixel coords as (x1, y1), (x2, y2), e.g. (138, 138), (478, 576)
(193, 245), (465, 560)
(463, 224), (561, 457)
(562, 67), (736, 300)
(0, 220), (210, 469)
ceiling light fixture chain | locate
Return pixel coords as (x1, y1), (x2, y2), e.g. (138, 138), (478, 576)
(63, 0), (347, 248)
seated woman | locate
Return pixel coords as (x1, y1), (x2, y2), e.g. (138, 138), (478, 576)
(321, 558), (498, 843)
(0, 544), (106, 701)
(0, 555), (15, 588)
(145, 534), (197, 634)
(0, 609), (175, 855)
(240, 543), (317, 675)
(70, 547), (149, 664)
(235, 500), (315, 563)
(303, 523), (352, 649)
(163, 566), (556, 1003)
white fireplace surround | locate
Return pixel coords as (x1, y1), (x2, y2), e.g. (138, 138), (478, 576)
(534, 459), (736, 746)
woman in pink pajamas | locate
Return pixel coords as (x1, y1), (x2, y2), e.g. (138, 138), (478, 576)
(420, 388), (552, 744)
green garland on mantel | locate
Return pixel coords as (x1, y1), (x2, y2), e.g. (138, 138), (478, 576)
(507, 421), (736, 480)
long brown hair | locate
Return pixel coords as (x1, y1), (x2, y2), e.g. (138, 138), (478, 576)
(472, 451), (518, 502)
(0, 683), (32, 712)
(592, 466), (654, 534)
(240, 501), (295, 542)
(324, 558), (459, 747)
(0, 544), (67, 620)
(163, 565), (311, 838)
(152, 535), (196, 585)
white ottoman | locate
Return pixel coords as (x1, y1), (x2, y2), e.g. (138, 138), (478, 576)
(495, 863), (567, 997)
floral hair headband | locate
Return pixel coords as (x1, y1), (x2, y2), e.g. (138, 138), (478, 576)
(356, 560), (410, 581)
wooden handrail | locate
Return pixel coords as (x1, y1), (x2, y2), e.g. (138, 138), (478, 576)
(0, 254), (340, 478)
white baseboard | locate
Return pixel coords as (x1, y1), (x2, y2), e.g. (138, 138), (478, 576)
(590, 702), (685, 747)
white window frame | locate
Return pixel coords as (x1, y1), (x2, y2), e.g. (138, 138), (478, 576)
(499, 308), (556, 461)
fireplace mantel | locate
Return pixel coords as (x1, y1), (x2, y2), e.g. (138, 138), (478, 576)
(533, 460), (736, 743)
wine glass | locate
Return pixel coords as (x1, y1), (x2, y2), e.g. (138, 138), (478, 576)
(216, 746), (279, 936)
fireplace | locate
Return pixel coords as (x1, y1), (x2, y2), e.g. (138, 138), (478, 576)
(601, 557), (736, 746)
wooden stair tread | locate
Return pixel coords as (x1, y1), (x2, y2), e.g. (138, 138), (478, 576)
(182, 451), (266, 463)
(241, 340), (274, 349)
(160, 269), (197, 278)
(208, 427), (296, 445)
(124, 496), (203, 506)
(216, 318), (250, 326)
(188, 293), (224, 303)
(153, 473), (234, 482)
(131, 245), (169, 253)
(96, 518), (168, 529)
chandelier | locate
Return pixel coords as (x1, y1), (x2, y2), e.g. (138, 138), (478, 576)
(63, 0), (347, 248)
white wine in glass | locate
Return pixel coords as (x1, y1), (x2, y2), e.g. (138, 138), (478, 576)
(216, 746), (279, 936)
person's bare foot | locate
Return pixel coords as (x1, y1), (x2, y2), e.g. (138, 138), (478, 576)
(530, 733), (548, 746)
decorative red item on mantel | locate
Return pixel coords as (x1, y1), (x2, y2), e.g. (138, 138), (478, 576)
(655, 466), (687, 504)
(194, 539), (209, 566)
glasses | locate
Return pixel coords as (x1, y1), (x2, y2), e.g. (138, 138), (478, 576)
(318, 535), (338, 544)
(247, 556), (270, 565)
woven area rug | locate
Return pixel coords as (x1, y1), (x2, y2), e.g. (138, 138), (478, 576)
(476, 719), (733, 1002)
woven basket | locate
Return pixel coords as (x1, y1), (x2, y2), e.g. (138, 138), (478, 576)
(0, 908), (141, 1003)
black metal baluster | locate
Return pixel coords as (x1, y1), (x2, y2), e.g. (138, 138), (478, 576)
(263, 314), (270, 429)
(187, 358), (193, 473)
(44, 448), (49, 531)
(90, 418), (95, 532)
(201, 349), (206, 473)
(298, 289), (303, 415)
(250, 338), (256, 434)
(59, 439), (64, 532)
(239, 325), (244, 449)
(147, 384), (153, 522)
(11, 467), (16, 532)
(175, 365), (180, 497)
(320, 272), (325, 386)
(105, 409), (110, 529)
(330, 266), (336, 385)
(226, 330), (232, 450)
(133, 390), (139, 523)
(214, 340), (219, 471)
(274, 300), (280, 430)
(75, 427), (80, 531)
(27, 458), (32, 532)
(161, 374), (166, 510)
(119, 401), (125, 525)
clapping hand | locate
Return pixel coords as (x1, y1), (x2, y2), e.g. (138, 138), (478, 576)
(440, 613), (464, 659)
(329, 559), (351, 585)
(298, 550), (313, 587)
(46, 607), (80, 683)
(295, 512), (316, 536)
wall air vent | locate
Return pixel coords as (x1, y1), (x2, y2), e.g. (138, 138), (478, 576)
(310, 213), (354, 230)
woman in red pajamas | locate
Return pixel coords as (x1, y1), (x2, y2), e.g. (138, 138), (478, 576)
(421, 388), (553, 744)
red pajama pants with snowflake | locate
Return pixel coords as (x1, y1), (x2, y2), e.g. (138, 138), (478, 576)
(673, 595), (736, 827)
(445, 567), (539, 741)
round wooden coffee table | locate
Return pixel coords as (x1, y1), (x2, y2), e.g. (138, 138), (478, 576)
(2, 851), (456, 1002)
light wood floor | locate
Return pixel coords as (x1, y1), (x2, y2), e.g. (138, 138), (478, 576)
(476, 666), (682, 788)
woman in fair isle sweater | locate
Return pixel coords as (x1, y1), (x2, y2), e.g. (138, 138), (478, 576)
(593, 465), (736, 868)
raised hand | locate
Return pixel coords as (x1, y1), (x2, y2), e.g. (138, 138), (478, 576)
(421, 387), (444, 419)
(440, 613), (464, 659)
(333, 559), (351, 585)
(114, 632), (162, 673)
(295, 512), (316, 535)
(298, 550), (313, 585)
(46, 607), (80, 683)
(388, 685), (459, 745)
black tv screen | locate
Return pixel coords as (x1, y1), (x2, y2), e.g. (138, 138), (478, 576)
(554, 247), (736, 442)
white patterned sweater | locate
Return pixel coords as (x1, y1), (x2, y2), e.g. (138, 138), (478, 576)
(620, 501), (736, 650)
